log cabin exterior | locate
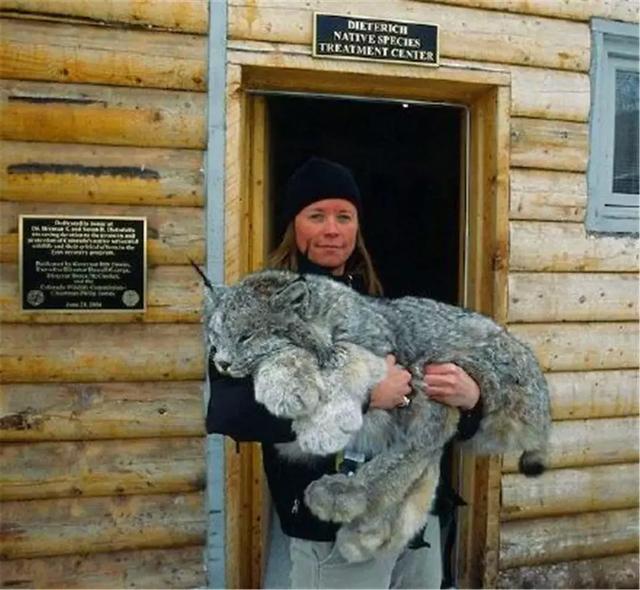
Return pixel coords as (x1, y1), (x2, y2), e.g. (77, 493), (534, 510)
(0, 1), (638, 589)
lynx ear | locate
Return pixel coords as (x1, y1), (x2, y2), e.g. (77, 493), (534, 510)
(203, 284), (227, 315)
(269, 277), (310, 315)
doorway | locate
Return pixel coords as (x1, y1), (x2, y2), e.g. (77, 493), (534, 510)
(267, 94), (466, 304)
(224, 61), (509, 589)
(263, 93), (466, 587)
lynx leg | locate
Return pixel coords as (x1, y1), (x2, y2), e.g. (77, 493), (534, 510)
(340, 406), (457, 517)
(305, 440), (445, 524)
(335, 513), (394, 563)
(335, 463), (440, 563)
(333, 343), (387, 401)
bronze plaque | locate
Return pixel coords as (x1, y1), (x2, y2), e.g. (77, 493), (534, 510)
(20, 215), (147, 312)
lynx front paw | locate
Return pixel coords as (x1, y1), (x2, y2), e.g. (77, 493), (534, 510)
(254, 373), (322, 418)
(304, 474), (367, 523)
(261, 385), (321, 418)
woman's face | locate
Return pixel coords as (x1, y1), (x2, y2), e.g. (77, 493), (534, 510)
(294, 198), (359, 276)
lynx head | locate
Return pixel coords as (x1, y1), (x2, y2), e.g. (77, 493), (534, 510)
(205, 270), (333, 377)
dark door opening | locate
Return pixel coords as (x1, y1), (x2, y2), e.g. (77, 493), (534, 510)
(264, 94), (466, 587)
(267, 94), (465, 304)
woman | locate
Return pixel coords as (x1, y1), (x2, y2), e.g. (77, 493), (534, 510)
(207, 157), (481, 589)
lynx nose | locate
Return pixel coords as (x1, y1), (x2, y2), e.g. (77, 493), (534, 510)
(216, 360), (231, 374)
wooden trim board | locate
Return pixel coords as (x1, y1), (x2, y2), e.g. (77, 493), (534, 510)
(225, 55), (510, 588)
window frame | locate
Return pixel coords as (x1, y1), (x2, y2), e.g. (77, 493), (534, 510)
(587, 18), (639, 235)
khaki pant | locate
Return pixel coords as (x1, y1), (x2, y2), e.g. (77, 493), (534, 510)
(289, 514), (442, 589)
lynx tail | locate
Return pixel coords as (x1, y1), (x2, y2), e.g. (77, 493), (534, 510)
(518, 450), (546, 477)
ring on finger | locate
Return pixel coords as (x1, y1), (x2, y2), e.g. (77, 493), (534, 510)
(399, 395), (411, 408)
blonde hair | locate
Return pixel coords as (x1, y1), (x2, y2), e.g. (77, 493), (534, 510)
(269, 223), (383, 296)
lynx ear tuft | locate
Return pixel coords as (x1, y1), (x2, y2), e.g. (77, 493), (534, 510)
(269, 277), (310, 314)
(189, 258), (226, 311)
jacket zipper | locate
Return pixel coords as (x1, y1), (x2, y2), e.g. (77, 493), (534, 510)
(291, 498), (300, 515)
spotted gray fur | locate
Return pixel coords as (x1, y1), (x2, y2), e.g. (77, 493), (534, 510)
(203, 269), (551, 562)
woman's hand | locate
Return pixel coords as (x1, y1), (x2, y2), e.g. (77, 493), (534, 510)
(423, 363), (480, 410)
(369, 354), (412, 410)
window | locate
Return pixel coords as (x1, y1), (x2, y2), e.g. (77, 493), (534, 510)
(587, 19), (639, 235)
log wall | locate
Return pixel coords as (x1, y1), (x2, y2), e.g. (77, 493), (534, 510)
(220, 1), (639, 588)
(0, 2), (208, 587)
(2, 1), (638, 588)
(496, 1), (639, 573)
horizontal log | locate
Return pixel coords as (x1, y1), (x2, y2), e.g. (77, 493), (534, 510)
(0, 381), (205, 441)
(228, 0), (590, 71)
(503, 417), (640, 472)
(547, 370), (639, 420)
(501, 463), (639, 521)
(510, 169), (586, 222)
(229, 41), (587, 122)
(0, 80), (205, 148)
(0, 264), (203, 323)
(0, 492), (206, 559)
(0, 437), (205, 500)
(510, 322), (638, 372)
(500, 508), (639, 568)
(511, 118), (588, 172)
(416, 1), (638, 23)
(497, 553), (640, 589)
(0, 140), (204, 206)
(0, 19), (206, 90)
(508, 273), (638, 323)
(0, 0), (208, 33)
(0, 546), (206, 589)
(509, 66), (589, 122)
(228, 40), (590, 122)
(0, 201), (205, 265)
(0, 324), (204, 382)
(510, 221), (640, 272)
(234, 50), (509, 111)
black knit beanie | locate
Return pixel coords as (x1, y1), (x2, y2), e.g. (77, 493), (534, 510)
(282, 157), (362, 227)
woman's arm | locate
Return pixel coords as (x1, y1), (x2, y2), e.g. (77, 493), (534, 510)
(423, 362), (483, 440)
(367, 354), (413, 410)
(207, 360), (295, 444)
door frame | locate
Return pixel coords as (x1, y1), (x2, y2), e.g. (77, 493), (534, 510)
(222, 50), (511, 589)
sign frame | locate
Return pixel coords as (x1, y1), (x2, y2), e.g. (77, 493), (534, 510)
(312, 12), (440, 68)
(19, 214), (148, 313)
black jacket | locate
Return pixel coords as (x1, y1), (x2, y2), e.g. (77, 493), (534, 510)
(207, 362), (342, 540)
(205, 262), (482, 541)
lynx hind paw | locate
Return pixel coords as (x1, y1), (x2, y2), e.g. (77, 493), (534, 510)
(305, 474), (368, 523)
(335, 517), (392, 563)
(254, 354), (323, 418)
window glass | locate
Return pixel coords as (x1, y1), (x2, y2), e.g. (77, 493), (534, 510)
(587, 19), (639, 233)
(613, 69), (639, 195)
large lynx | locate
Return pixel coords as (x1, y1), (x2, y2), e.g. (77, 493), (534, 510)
(200, 267), (551, 562)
